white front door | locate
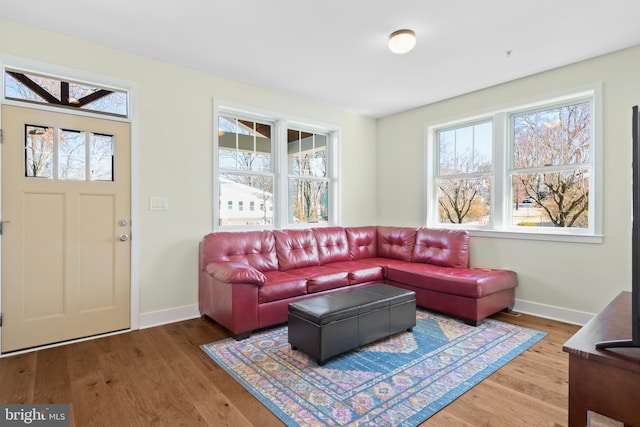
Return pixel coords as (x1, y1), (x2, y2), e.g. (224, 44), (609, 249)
(1, 105), (131, 352)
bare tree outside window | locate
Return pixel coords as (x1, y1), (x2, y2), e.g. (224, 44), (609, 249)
(437, 121), (492, 225)
(429, 89), (597, 236)
(25, 126), (54, 178)
(25, 125), (113, 181)
(5, 70), (128, 117)
(511, 101), (591, 228)
(288, 130), (329, 224)
(9, 68), (122, 182)
(59, 129), (86, 180)
(438, 177), (491, 224)
(90, 134), (114, 181)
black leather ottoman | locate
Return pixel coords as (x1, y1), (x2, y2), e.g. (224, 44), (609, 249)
(288, 284), (416, 365)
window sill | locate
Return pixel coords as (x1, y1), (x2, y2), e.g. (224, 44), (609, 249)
(467, 229), (603, 244)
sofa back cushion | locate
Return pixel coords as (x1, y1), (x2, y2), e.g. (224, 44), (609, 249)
(346, 226), (378, 260)
(313, 227), (350, 264)
(200, 230), (278, 272)
(412, 228), (469, 268)
(376, 226), (417, 262)
(273, 229), (320, 271)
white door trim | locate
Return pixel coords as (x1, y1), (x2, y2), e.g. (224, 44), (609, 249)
(0, 54), (141, 354)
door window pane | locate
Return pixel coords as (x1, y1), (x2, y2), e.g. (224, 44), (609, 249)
(25, 125), (115, 182)
(59, 129), (86, 180)
(90, 133), (114, 181)
(25, 125), (53, 178)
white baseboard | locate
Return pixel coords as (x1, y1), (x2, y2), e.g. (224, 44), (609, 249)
(513, 298), (594, 326)
(134, 298), (594, 332)
(138, 304), (201, 329)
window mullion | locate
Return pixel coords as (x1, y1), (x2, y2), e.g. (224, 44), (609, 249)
(53, 127), (59, 180)
(494, 112), (507, 230)
(275, 120), (288, 229)
(85, 131), (91, 181)
(424, 125), (436, 227)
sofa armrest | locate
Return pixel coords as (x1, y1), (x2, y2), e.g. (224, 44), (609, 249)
(205, 262), (266, 286)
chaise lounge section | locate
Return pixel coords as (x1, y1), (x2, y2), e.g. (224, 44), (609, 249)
(198, 225), (517, 339)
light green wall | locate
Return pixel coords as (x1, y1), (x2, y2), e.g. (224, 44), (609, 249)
(377, 45), (640, 316)
(0, 19), (378, 315)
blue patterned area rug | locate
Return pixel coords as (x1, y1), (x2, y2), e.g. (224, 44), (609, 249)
(201, 310), (545, 426)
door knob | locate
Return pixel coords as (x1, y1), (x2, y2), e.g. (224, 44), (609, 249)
(119, 234), (129, 241)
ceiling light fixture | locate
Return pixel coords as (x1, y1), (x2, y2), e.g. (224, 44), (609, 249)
(388, 29), (416, 54)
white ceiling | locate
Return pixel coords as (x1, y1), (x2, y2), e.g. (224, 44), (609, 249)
(1, 0), (640, 118)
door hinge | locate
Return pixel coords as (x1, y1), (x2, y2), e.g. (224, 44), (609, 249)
(0, 129), (3, 143)
(0, 313), (3, 327)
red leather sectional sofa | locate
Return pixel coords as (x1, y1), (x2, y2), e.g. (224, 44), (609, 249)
(198, 225), (517, 339)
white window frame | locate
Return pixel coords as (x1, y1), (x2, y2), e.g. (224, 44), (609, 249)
(431, 118), (494, 228)
(213, 99), (339, 230)
(426, 84), (602, 243)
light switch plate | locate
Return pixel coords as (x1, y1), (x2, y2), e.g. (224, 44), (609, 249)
(149, 197), (169, 211)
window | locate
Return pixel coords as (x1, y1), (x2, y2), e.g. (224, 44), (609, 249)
(25, 124), (114, 181)
(214, 102), (338, 229)
(217, 115), (273, 226)
(4, 68), (128, 117)
(436, 121), (492, 225)
(510, 102), (591, 229)
(427, 88), (600, 241)
(288, 129), (329, 224)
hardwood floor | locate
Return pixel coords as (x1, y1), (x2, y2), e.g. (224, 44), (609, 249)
(0, 311), (582, 426)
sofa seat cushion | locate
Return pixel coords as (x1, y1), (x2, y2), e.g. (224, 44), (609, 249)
(323, 260), (383, 285)
(386, 264), (517, 298)
(356, 257), (414, 277)
(259, 271), (308, 303)
(287, 266), (350, 293)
